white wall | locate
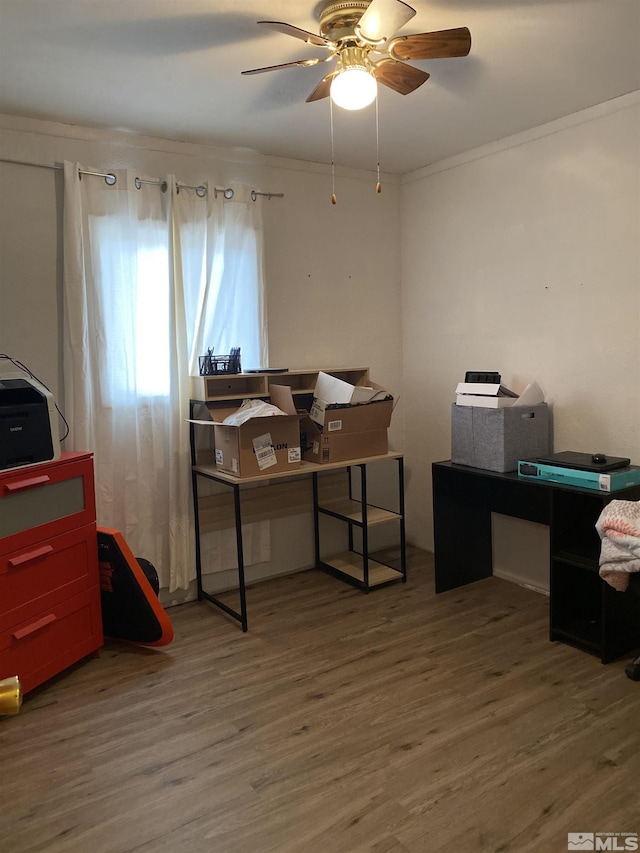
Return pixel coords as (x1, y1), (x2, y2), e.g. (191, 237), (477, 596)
(0, 114), (403, 594)
(401, 94), (640, 562)
(261, 156), (403, 454)
(263, 157), (402, 392)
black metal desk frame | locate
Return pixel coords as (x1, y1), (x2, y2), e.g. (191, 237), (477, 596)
(190, 407), (405, 631)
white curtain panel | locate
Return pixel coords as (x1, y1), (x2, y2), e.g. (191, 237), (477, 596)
(182, 183), (268, 375)
(171, 180), (270, 574)
(62, 163), (269, 591)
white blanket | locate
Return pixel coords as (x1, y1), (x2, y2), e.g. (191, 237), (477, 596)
(595, 500), (640, 591)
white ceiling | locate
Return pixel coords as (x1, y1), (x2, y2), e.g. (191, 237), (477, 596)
(1, 0), (639, 175)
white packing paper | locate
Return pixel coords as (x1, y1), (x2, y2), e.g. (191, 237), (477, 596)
(512, 381), (545, 407)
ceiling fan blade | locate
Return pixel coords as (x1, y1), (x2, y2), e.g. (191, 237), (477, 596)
(306, 72), (337, 103)
(373, 59), (429, 95)
(257, 20), (334, 48)
(242, 58), (322, 76)
(357, 0), (416, 43)
(389, 27), (471, 61)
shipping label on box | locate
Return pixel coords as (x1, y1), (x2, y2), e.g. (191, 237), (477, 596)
(326, 415), (345, 433)
(309, 397), (327, 427)
(252, 432), (278, 471)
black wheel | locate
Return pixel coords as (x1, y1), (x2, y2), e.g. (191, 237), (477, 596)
(136, 558), (160, 596)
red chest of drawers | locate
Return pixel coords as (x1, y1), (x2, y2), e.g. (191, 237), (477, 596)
(0, 451), (103, 693)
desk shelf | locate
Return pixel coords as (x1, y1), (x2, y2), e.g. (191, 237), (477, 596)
(550, 486), (640, 663)
(313, 458), (406, 593)
(191, 367), (370, 407)
(551, 623), (601, 654)
(320, 551), (404, 588)
(553, 545), (599, 571)
(550, 558), (640, 663)
(317, 497), (400, 526)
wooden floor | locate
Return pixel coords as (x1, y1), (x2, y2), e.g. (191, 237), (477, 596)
(2, 549), (640, 853)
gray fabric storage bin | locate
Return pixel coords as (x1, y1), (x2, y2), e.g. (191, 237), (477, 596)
(451, 402), (550, 473)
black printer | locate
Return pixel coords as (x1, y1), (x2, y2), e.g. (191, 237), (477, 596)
(0, 377), (59, 471)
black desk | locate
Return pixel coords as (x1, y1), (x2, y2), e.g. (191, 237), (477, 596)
(432, 461), (640, 662)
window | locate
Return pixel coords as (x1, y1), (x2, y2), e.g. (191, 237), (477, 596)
(90, 215), (171, 403)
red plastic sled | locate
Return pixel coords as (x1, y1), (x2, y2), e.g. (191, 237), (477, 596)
(97, 527), (174, 647)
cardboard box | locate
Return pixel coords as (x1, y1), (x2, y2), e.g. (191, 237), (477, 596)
(270, 382), (394, 465)
(308, 372), (390, 427)
(455, 393), (516, 409)
(451, 402), (550, 473)
(205, 403), (302, 477)
(301, 401), (393, 464)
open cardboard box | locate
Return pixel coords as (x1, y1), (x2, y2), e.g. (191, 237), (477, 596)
(195, 402), (302, 477)
(271, 375), (395, 465)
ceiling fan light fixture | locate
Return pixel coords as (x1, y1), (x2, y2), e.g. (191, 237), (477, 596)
(330, 65), (377, 110)
(329, 46), (377, 110)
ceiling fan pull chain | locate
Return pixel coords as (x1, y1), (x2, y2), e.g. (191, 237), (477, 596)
(330, 97), (337, 204)
(375, 94), (381, 194)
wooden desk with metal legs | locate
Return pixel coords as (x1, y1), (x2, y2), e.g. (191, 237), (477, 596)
(191, 453), (406, 631)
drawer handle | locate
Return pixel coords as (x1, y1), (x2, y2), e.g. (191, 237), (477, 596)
(8, 545), (55, 568)
(12, 613), (57, 641)
(4, 474), (52, 494)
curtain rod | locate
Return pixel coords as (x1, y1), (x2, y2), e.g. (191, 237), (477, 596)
(0, 157), (284, 200)
(251, 190), (285, 201)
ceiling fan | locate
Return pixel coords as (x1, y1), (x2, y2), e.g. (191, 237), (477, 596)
(242, 0), (471, 110)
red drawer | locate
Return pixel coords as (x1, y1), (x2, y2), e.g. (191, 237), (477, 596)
(0, 523), (99, 632)
(0, 587), (103, 693)
(0, 454), (97, 554)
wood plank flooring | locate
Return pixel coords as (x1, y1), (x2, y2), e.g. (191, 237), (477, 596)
(2, 548), (639, 853)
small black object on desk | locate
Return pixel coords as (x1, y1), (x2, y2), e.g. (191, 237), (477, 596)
(536, 450), (631, 473)
(464, 370), (501, 384)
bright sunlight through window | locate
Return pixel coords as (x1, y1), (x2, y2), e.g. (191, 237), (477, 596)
(135, 246), (170, 397)
(94, 216), (171, 403)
